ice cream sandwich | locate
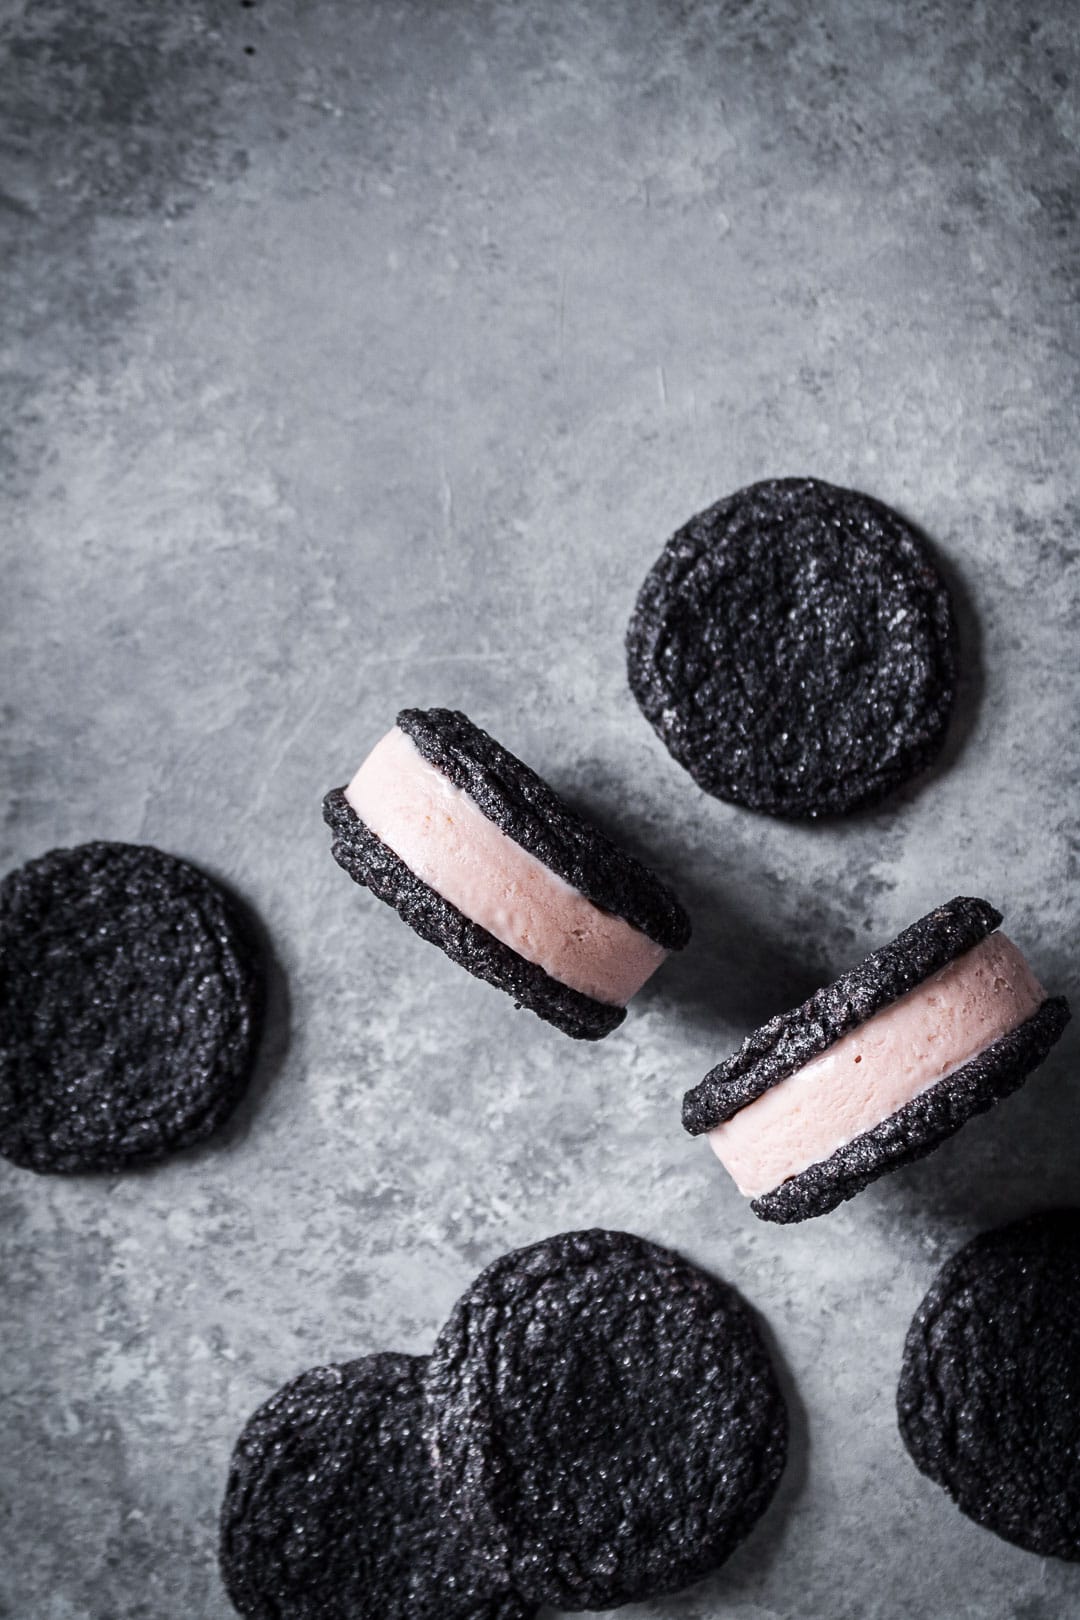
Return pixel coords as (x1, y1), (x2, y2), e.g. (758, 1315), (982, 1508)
(683, 897), (1069, 1222)
(323, 708), (690, 1039)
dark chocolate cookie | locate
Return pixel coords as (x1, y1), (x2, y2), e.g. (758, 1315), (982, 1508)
(898, 1211), (1080, 1560)
(220, 1354), (533, 1619)
(424, 1229), (787, 1611)
(626, 477), (957, 818)
(0, 841), (262, 1173)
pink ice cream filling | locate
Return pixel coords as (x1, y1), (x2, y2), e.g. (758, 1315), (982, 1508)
(708, 931), (1046, 1198)
(344, 726), (668, 1006)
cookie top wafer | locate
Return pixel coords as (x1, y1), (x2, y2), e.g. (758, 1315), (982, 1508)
(424, 1229), (787, 1611)
(898, 1211), (1080, 1561)
(0, 841), (262, 1173)
(626, 477), (957, 818)
(220, 1354), (534, 1620)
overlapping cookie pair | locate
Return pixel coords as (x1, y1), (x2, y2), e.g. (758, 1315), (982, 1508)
(220, 1210), (1080, 1620)
(219, 1230), (789, 1617)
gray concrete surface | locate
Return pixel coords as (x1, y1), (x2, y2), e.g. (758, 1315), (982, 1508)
(2, 1), (1078, 1615)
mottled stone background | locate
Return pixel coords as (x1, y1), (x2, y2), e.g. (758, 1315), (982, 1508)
(2, 2), (1078, 1616)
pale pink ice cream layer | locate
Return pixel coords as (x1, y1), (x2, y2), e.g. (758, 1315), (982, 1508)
(708, 931), (1046, 1198)
(344, 726), (668, 1006)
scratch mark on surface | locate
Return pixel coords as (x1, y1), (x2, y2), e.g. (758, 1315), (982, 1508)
(657, 364), (668, 406)
(436, 460), (455, 594)
(354, 649), (514, 669)
(439, 463), (454, 542)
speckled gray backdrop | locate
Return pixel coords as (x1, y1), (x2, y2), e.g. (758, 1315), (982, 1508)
(2, 2), (1078, 1616)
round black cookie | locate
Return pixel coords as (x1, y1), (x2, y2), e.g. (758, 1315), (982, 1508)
(221, 1354), (534, 1619)
(323, 708), (690, 1041)
(898, 1211), (1080, 1560)
(683, 897), (1070, 1224)
(424, 1229), (788, 1611)
(0, 841), (262, 1173)
(626, 476), (957, 817)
